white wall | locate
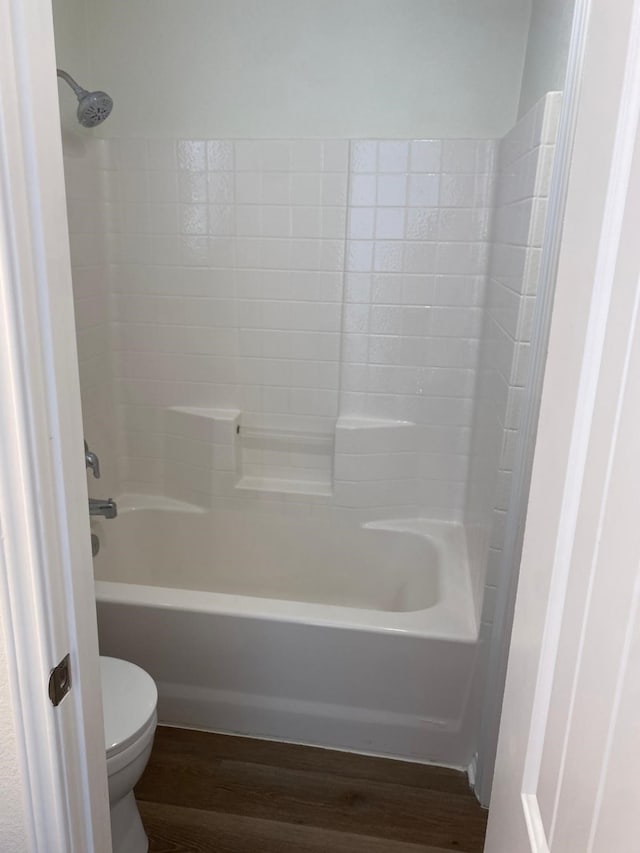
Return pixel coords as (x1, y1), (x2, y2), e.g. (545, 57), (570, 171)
(83, 0), (532, 139)
(52, 0), (89, 132)
(518, 0), (576, 116)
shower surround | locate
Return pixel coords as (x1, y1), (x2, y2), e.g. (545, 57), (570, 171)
(73, 136), (496, 515)
(66, 93), (560, 766)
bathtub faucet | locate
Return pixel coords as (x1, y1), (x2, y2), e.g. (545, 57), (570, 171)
(89, 497), (118, 519)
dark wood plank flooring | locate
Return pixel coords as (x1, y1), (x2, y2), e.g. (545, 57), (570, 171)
(136, 726), (487, 853)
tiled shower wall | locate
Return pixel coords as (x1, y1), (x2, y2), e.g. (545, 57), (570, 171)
(465, 92), (562, 624)
(64, 137), (118, 499)
(339, 139), (495, 514)
(64, 136), (498, 518)
(63, 94), (561, 626)
(109, 139), (349, 499)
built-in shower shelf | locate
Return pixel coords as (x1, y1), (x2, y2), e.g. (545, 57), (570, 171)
(236, 420), (334, 498)
(235, 476), (333, 497)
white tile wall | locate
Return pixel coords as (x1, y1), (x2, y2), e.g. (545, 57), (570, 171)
(67, 126), (569, 534)
(62, 134), (501, 513)
(464, 93), (562, 625)
(63, 139), (118, 498)
(340, 139), (497, 517)
(99, 138), (350, 495)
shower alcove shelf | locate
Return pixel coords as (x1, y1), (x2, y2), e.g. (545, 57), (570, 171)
(236, 422), (334, 497)
(166, 406), (418, 502)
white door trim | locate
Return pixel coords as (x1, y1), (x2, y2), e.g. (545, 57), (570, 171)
(485, 0), (640, 846)
(523, 0), (640, 806)
(521, 796), (550, 853)
(0, 0), (111, 848)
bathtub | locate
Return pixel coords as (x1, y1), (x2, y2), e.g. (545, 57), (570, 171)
(94, 495), (480, 766)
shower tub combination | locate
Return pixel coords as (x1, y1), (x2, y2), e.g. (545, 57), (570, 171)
(94, 496), (479, 766)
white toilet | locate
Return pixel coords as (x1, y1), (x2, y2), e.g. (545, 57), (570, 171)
(101, 656), (158, 853)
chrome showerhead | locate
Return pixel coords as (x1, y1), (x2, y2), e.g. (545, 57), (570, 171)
(57, 68), (113, 128)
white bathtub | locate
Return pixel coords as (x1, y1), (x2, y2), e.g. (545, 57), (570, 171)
(94, 495), (480, 766)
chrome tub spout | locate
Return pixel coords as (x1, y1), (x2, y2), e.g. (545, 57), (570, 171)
(89, 497), (117, 519)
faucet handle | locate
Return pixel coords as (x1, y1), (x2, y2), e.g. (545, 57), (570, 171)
(84, 440), (101, 479)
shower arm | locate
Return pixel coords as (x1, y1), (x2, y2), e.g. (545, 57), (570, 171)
(56, 68), (87, 98)
(55, 67), (113, 128)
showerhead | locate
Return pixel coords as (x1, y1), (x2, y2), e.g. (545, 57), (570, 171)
(75, 89), (113, 128)
(57, 68), (113, 128)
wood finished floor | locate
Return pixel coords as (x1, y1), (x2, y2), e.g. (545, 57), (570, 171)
(135, 727), (487, 853)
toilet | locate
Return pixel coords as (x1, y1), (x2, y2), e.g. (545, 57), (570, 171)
(101, 656), (158, 853)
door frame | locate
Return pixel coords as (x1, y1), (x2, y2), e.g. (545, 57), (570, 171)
(0, 0), (111, 848)
(485, 0), (640, 846)
(474, 0), (593, 806)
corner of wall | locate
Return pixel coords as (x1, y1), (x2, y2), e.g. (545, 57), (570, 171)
(464, 91), (563, 627)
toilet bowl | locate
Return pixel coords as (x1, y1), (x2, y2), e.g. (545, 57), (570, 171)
(101, 656), (158, 853)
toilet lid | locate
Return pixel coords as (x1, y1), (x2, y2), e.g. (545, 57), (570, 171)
(100, 656), (157, 757)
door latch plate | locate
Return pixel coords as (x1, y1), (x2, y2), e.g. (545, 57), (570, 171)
(48, 654), (72, 707)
